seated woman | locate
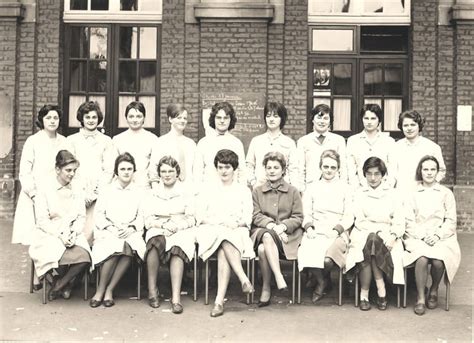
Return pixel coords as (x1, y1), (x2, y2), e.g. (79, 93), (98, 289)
(345, 157), (405, 311)
(29, 150), (91, 301)
(251, 151), (303, 307)
(404, 155), (461, 316)
(142, 156), (196, 313)
(196, 149), (255, 317)
(297, 150), (353, 303)
(89, 152), (146, 308)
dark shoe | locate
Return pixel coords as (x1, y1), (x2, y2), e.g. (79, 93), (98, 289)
(148, 296), (160, 309)
(61, 286), (72, 300)
(33, 283), (43, 291)
(257, 299), (271, 308)
(427, 295), (438, 309)
(359, 299), (371, 311)
(414, 303), (426, 316)
(242, 281), (255, 294)
(48, 288), (60, 301)
(103, 299), (115, 307)
(89, 299), (102, 308)
(210, 303), (224, 317)
(311, 290), (325, 303)
(278, 286), (289, 295)
(171, 302), (183, 314)
(377, 296), (388, 310)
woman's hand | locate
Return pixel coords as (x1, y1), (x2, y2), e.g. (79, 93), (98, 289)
(280, 232), (289, 244)
(424, 234), (440, 247)
(118, 225), (135, 239)
(273, 224), (286, 235)
(85, 198), (96, 208)
(163, 221), (178, 236)
(306, 227), (317, 239)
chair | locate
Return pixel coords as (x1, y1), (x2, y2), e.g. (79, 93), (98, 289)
(297, 266), (343, 305)
(402, 263), (451, 311)
(353, 268), (401, 308)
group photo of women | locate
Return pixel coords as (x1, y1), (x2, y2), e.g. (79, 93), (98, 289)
(14, 99), (461, 318)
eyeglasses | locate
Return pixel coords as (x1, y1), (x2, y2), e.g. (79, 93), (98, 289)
(321, 165), (338, 170)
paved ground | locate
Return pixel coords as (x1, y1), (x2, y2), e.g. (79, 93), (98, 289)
(0, 219), (472, 342)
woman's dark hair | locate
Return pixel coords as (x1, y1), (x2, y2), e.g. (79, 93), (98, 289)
(125, 101), (146, 118)
(263, 102), (287, 129)
(397, 109), (425, 132)
(55, 150), (79, 169)
(319, 149), (340, 170)
(362, 157), (387, 177)
(157, 155), (181, 178)
(262, 151), (287, 176)
(415, 155), (440, 182)
(114, 152), (136, 176)
(76, 101), (104, 127)
(214, 149), (239, 170)
(360, 104), (384, 128)
(310, 104), (333, 128)
(36, 104), (62, 129)
(209, 101), (237, 131)
(166, 103), (187, 120)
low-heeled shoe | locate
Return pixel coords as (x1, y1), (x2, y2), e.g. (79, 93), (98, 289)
(210, 303), (224, 317)
(48, 289), (60, 302)
(89, 299), (102, 308)
(148, 296), (160, 309)
(103, 299), (115, 307)
(426, 295), (438, 309)
(33, 283), (43, 291)
(257, 299), (271, 308)
(242, 281), (255, 294)
(359, 299), (371, 311)
(414, 303), (426, 316)
(61, 286), (72, 300)
(376, 296), (388, 310)
(311, 290), (325, 304)
(171, 302), (183, 314)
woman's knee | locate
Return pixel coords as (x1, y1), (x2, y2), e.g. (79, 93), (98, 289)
(416, 256), (429, 267)
(262, 232), (274, 245)
(257, 244), (265, 257)
(431, 259), (444, 270)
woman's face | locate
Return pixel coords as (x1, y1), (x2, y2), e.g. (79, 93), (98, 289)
(83, 110), (99, 131)
(402, 117), (420, 140)
(56, 162), (78, 186)
(365, 166), (383, 189)
(265, 111), (281, 131)
(215, 109), (231, 134)
(312, 112), (331, 134)
(159, 163), (178, 187)
(117, 161), (135, 185)
(169, 110), (188, 133)
(265, 160), (284, 183)
(126, 108), (145, 131)
(421, 160), (438, 185)
(216, 161), (235, 183)
(320, 157), (339, 181)
(43, 110), (60, 133)
(362, 110), (380, 133)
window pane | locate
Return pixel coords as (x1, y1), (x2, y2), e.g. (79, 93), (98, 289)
(139, 62), (156, 92)
(70, 27), (88, 58)
(361, 26), (408, 52)
(139, 27), (157, 59)
(70, 0), (87, 10)
(384, 99), (402, 131)
(88, 95), (106, 127)
(118, 95), (136, 128)
(333, 64), (352, 95)
(88, 61), (107, 92)
(69, 95), (86, 128)
(119, 61), (137, 92)
(121, 0), (138, 10)
(120, 27), (138, 59)
(364, 64), (383, 95)
(313, 98), (330, 108)
(138, 96), (156, 128)
(140, 0), (161, 11)
(90, 27), (107, 59)
(384, 65), (402, 95)
(363, 0), (405, 14)
(364, 98), (382, 107)
(70, 61), (87, 91)
(310, 0), (351, 13)
(91, 0), (108, 10)
(333, 99), (351, 131)
(313, 64), (331, 88)
(312, 29), (353, 52)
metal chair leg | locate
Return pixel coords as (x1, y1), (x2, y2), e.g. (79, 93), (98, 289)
(205, 259), (209, 305)
(30, 260), (34, 293)
(397, 285), (400, 308)
(403, 268), (407, 308)
(297, 268), (301, 304)
(246, 258), (250, 305)
(338, 267), (343, 306)
(251, 259), (255, 304)
(444, 271), (450, 311)
(42, 274), (47, 305)
(193, 249), (198, 302)
(354, 272), (359, 307)
(137, 262), (141, 300)
(291, 260), (296, 304)
(84, 270), (88, 300)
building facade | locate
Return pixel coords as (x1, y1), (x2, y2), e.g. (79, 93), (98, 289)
(0, 0), (473, 230)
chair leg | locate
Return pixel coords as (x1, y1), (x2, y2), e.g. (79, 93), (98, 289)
(137, 262), (141, 300)
(205, 259), (209, 305)
(397, 285), (400, 308)
(246, 258), (250, 305)
(250, 259), (255, 304)
(42, 274), (47, 305)
(338, 267), (343, 306)
(30, 260), (34, 293)
(297, 268), (301, 304)
(354, 272), (359, 307)
(291, 261), (296, 304)
(96, 265), (100, 290)
(84, 270), (88, 301)
(403, 268), (407, 308)
(193, 250), (198, 302)
(445, 271), (450, 311)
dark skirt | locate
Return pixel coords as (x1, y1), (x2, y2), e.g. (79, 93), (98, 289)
(59, 246), (91, 265)
(360, 232), (394, 281)
(145, 235), (189, 264)
(250, 228), (285, 259)
(96, 242), (134, 267)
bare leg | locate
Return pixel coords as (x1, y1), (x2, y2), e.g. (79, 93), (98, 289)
(220, 241), (251, 286)
(52, 262), (89, 291)
(257, 243), (271, 302)
(146, 248), (160, 298)
(429, 259), (445, 297)
(359, 262), (372, 300)
(92, 256), (119, 301)
(262, 233), (287, 289)
(313, 268), (325, 294)
(215, 248), (231, 305)
(170, 255), (184, 304)
(415, 257), (429, 304)
(104, 256), (132, 301)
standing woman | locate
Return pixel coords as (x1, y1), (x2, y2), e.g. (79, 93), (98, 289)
(246, 102), (300, 191)
(346, 104), (395, 188)
(89, 153), (146, 308)
(297, 150), (353, 303)
(345, 157), (405, 311)
(142, 156), (196, 313)
(392, 110), (446, 193)
(112, 101), (159, 189)
(12, 105), (70, 246)
(148, 103), (196, 189)
(404, 155), (461, 316)
(196, 149), (255, 317)
(29, 150), (91, 300)
(67, 101), (114, 244)
(251, 152), (303, 307)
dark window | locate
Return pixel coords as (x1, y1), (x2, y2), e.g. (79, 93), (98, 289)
(360, 26), (408, 53)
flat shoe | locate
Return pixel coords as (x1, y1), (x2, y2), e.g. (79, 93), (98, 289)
(359, 299), (371, 311)
(311, 290), (324, 304)
(48, 289), (60, 301)
(257, 299), (271, 308)
(242, 281), (255, 294)
(414, 303), (426, 316)
(148, 296), (160, 309)
(103, 299), (115, 307)
(32, 283), (43, 291)
(89, 299), (102, 308)
(61, 286), (72, 300)
(426, 295), (438, 309)
(210, 303), (224, 317)
(171, 302), (183, 314)
(376, 296), (388, 310)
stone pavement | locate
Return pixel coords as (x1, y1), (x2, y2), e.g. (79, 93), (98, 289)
(0, 219), (472, 342)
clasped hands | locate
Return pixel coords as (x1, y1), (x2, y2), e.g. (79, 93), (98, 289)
(267, 222), (289, 243)
(60, 231), (77, 247)
(423, 234), (440, 247)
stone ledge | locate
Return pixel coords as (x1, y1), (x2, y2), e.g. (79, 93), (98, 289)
(194, 2), (274, 22)
(0, 2), (24, 19)
(451, 3), (474, 22)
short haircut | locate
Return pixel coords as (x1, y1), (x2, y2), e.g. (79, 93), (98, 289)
(397, 109), (425, 132)
(263, 102), (287, 129)
(262, 151), (287, 176)
(360, 104), (384, 127)
(415, 155), (440, 182)
(114, 152), (136, 176)
(55, 150), (79, 169)
(76, 101), (104, 127)
(166, 103), (187, 119)
(310, 104), (333, 128)
(362, 157), (387, 177)
(214, 149), (239, 170)
(36, 104), (62, 129)
(319, 149), (341, 170)
(157, 155), (181, 178)
(209, 101), (237, 131)
(125, 101), (146, 118)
